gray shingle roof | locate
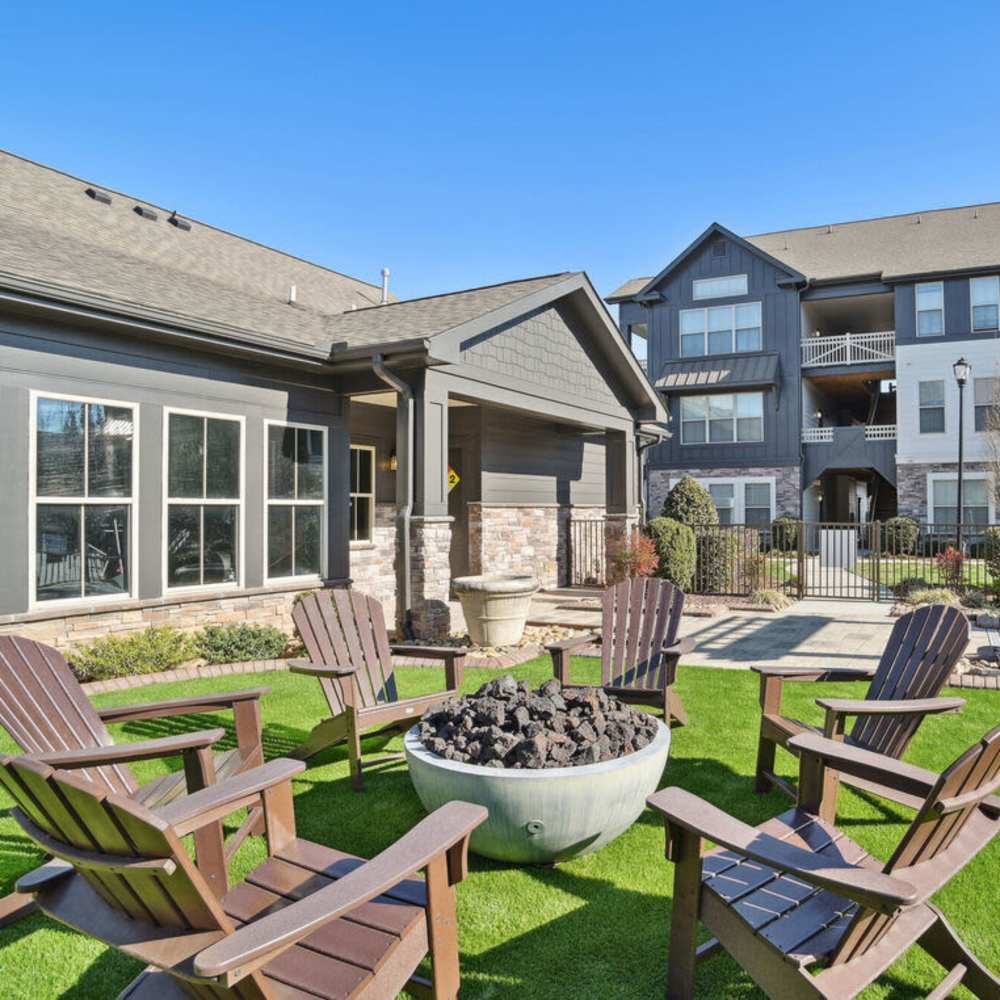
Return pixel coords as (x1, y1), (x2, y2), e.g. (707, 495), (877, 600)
(655, 353), (780, 392)
(605, 276), (651, 303)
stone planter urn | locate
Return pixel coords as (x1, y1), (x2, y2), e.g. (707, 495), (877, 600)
(404, 720), (671, 864)
(452, 574), (539, 647)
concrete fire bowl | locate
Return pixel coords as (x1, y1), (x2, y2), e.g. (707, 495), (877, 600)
(403, 720), (671, 864)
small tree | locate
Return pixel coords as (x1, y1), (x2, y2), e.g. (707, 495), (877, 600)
(771, 516), (799, 552)
(935, 545), (965, 588)
(662, 476), (718, 526)
(609, 530), (659, 582)
(646, 517), (696, 591)
(883, 516), (920, 555)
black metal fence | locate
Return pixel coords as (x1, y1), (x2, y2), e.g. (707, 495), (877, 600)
(567, 518), (606, 587)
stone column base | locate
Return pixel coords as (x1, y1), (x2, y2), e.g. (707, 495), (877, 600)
(604, 512), (640, 583)
(409, 515), (454, 640)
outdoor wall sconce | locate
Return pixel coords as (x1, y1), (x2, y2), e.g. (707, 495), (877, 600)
(388, 450), (398, 472)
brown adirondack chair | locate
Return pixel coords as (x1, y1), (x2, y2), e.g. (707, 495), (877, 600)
(648, 724), (1000, 998)
(1, 752), (487, 1000)
(0, 634), (268, 926)
(290, 590), (466, 788)
(546, 577), (693, 726)
(754, 603), (969, 813)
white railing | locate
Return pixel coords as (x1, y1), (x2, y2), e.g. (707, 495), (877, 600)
(802, 427), (833, 442)
(865, 424), (896, 440)
(801, 331), (895, 367)
(802, 424), (897, 443)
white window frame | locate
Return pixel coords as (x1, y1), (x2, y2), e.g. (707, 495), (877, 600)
(349, 443), (377, 546)
(668, 475), (776, 525)
(28, 389), (140, 610)
(926, 471), (994, 525)
(918, 379), (946, 435)
(263, 419), (328, 584)
(915, 281), (945, 338)
(970, 275), (1000, 333)
(692, 274), (748, 300)
(679, 391), (765, 445)
(679, 302), (762, 357)
(162, 406), (245, 595)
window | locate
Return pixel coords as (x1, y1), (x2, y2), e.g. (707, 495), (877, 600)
(165, 410), (242, 590)
(680, 392), (764, 444)
(971, 276), (999, 332)
(918, 380), (945, 433)
(692, 274), (748, 300)
(931, 478), (989, 525)
(350, 445), (375, 543)
(975, 378), (998, 432)
(678, 302), (761, 356)
(708, 483), (735, 524)
(916, 282), (944, 337)
(627, 322), (648, 370)
(32, 394), (135, 604)
(266, 422), (326, 580)
(744, 483), (772, 527)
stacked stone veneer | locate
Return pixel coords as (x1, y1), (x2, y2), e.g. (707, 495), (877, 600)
(648, 466), (801, 521)
(467, 503), (605, 589)
(896, 462), (992, 521)
(410, 515), (453, 640)
(348, 502), (399, 624)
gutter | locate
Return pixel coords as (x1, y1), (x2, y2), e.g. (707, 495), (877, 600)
(635, 422), (670, 523)
(372, 353), (415, 638)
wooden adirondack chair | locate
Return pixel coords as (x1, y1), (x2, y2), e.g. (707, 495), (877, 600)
(753, 603), (969, 812)
(290, 590), (466, 788)
(0, 634), (268, 926)
(0, 752), (487, 1000)
(546, 578), (694, 726)
(648, 724), (1000, 998)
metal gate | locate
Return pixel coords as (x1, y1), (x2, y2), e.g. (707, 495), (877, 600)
(799, 521), (879, 600)
(567, 518), (606, 587)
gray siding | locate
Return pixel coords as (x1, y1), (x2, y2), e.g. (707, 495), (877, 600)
(895, 277), (1000, 346)
(0, 313), (348, 617)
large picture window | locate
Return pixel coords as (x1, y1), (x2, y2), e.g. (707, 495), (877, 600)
(692, 274), (748, 300)
(350, 445), (375, 543)
(266, 422), (326, 579)
(679, 302), (761, 356)
(680, 392), (764, 444)
(165, 410), (242, 590)
(32, 394), (135, 604)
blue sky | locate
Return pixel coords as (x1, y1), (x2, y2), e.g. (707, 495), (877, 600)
(3, 2), (1000, 302)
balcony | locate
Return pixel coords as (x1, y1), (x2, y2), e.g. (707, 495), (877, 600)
(801, 331), (895, 368)
(802, 424), (896, 443)
(801, 424), (897, 486)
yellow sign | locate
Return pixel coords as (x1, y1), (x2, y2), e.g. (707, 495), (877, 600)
(447, 466), (461, 492)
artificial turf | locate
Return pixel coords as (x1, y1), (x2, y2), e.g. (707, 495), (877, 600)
(0, 659), (997, 999)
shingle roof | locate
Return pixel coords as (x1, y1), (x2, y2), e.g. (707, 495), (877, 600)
(605, 276), (651, 303)
(0, 150), (389, 354)
(654, 353), (780, 392)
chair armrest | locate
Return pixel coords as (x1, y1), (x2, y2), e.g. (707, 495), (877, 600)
(96, 689), (270, 724)
(390, 644), (467, 661)
(26, 729), (226, 769)
(193, 800), (488, 983)
(545, 633), (598, 655)
(663, 636), (694, 657)
(816, 697), (965, 717)
(156, 758), (305, 835)
(647, 786), (916, 914)
(752, 665), (877, 682)
(789, 732), (939, 803)
(288, 658), (357, 678)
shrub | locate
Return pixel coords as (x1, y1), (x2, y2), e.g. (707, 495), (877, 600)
(883, 516), (920, 555)
(893, 576), (931, 597)
(984, 527), (1000, 592)
(771, 517), (799, 552)
(68, 626), (195, 682)
(902, 587), (960, 607)
(646, 517), (696, 591)
(662, 476), (718, 527)
(750, 588), (792, 610)
(961, 589), (993, 610)
(696, 528), (744, 594)
(935, 546), (965, 588)
(609, 530), (659, 582)
(783, 573), (800, 595)
(195, 624), (289, 664)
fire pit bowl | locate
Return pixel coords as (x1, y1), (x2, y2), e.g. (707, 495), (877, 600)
(403, 718), (670, 864)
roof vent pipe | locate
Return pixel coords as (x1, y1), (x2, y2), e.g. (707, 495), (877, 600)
(288, 284), (297, 305)
(380, 267), (390, 305)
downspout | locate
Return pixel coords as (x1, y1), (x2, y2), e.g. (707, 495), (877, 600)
(372, 354), (414, 637)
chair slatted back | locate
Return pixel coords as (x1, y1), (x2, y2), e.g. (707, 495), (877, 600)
(0, 636), (137, 796)
(0, 755), (273, 999)
(851, 604), (969, 757)
(830, 724), (1000, 967)
(293, 590), (397, 715)
(601, 578), (684, 690)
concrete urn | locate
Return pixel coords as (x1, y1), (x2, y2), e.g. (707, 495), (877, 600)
(452, 573), (540, 647)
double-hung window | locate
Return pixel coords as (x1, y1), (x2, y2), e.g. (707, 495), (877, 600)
(975, 377), (998, 432)
(165, 410), (242, 590)
(931, 478), (989, 525)
(708, 483), (735, 524)
(679, 302), (761, 356)
(971, 276), (1000, 332)
(266, 422), (326, 580)
(916, 282), (944, 337)
(32, 393), (135, 604)
(918, 380), (945, 433)
(744, 483), (773, 527)
(349, 445), (375, 543)
(680, 392), (764, 444)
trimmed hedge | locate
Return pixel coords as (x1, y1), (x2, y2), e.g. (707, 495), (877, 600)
(771, 517), (799, 552)
(646, 517), (696, 591)
(883, 516), (920, 555)
(68, 626), (195, 682)
(662, 476), (718, 526)
(195, 624), (289, 664)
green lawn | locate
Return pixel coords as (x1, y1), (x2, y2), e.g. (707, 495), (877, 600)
(0, 660), (997, 999)
(855, 556), (994, 591)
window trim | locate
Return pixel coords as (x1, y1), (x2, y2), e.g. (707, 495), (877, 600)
(679, 391), (765, 445)
(692, 274), (749, 300)
(263, 419), (328, 584)
(28, 389), (140, 610)
(970, 275), (1000, 333)
(668, 475), (775, 525)
(915, 281), (945, 338)
(162, 405), (246, 596)
(349, 443), (377, 546)
(678, 301), (762, 357)
(926, 471), (994, 525)
(917, 379), (946, 435)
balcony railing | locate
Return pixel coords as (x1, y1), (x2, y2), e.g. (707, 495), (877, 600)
(801, 331), (895, 368)
(802, 424), (896, 443)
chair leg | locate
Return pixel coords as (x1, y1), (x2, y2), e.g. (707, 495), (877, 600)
(346, 710), (364, 792)
(0, 891), (37, 929)
(666, 688), (689, 728)
(754, 727), (777, 794)
(919, 907), (1000, 999)
(667, 827), (703, 999)
(425, 854), (461, 1000)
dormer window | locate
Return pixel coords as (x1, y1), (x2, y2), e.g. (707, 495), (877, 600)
(692, 274), (748, 300)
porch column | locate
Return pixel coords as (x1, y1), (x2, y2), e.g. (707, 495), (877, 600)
(605, 428), (639, 581)
(410, 371), (452, 639)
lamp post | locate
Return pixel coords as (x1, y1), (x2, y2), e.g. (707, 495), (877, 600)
(953, 357), (971, 553)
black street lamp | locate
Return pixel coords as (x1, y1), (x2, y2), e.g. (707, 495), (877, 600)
(953, 357), (971, 552)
